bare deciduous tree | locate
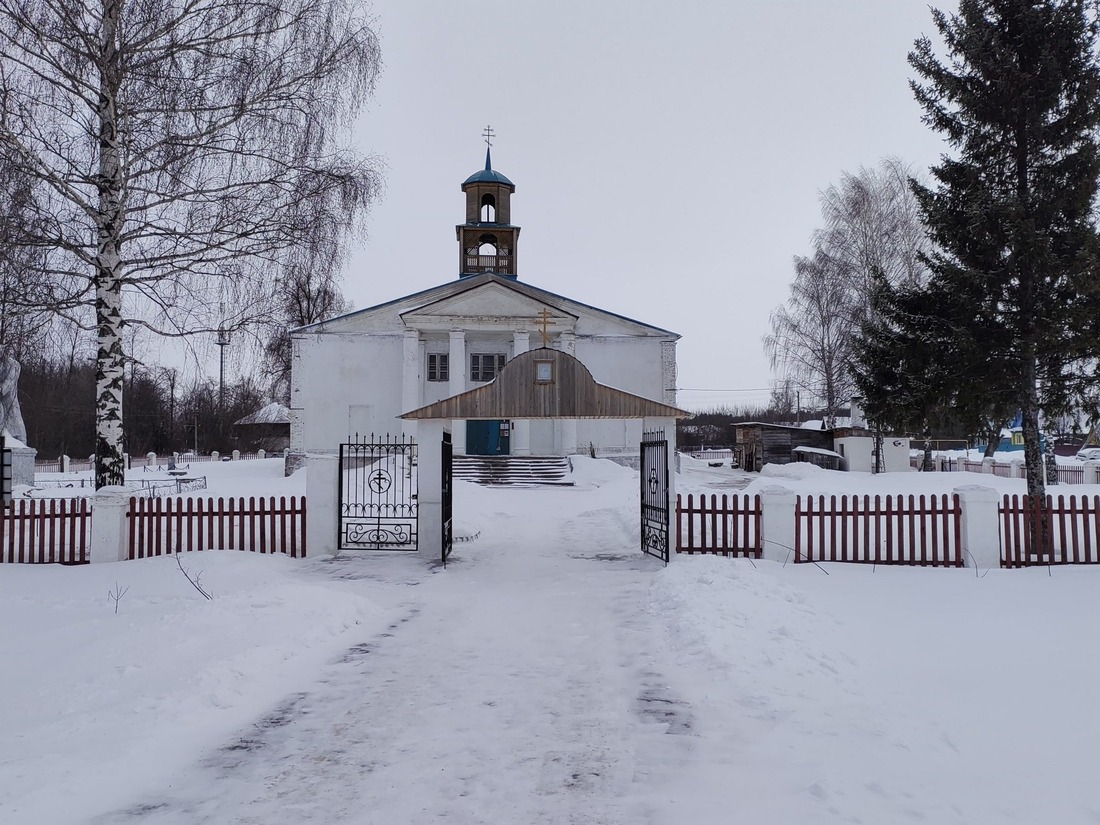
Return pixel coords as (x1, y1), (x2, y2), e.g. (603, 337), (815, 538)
(0, 0), (383, 487)
(816, 158), (930, 302)
(767, 158), (930, 424)
(765, 250), (855, 427)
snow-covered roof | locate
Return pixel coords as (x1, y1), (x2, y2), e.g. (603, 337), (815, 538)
(1, 429), (27, 448)
(233, 403), (290, 427)
(793, 445), (842, 458)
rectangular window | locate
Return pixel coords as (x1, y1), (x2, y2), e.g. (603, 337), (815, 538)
(427, 353), (449, 382)
(470, 353), (507, 382)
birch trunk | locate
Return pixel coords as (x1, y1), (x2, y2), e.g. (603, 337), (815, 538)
(94, 0), (125, 490)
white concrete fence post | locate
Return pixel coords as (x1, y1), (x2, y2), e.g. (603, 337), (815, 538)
(954, 485), (1002, 570)
(759, 485), (798, 564)
(211, 451), (220, 461)
(305, 452), (339, 557)
(89, 487), (131, 563)
(232, 449), (240, 461)
(981, 457), (995, 474)
(1086, 461), (1100, 485)
(257, 449), (266, 460)
(59, 455), (70, 473)
(146, 452), (157, 468)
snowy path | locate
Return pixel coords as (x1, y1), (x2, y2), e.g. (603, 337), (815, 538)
(96, 475), (688, 825)
(45, 458), (1100, 824)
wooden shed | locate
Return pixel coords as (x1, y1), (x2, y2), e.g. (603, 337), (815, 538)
(732, 422), (833, 473)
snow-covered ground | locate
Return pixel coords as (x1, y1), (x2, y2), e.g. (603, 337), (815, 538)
(4, 457), (1100, 823)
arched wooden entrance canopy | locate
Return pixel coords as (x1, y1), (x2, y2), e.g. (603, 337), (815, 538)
(400, 349), (689, 563)
(400, 348), (689, 422)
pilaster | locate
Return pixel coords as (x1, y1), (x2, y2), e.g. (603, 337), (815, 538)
(661, 339), (678, 406)
(401, 328), (421, 438)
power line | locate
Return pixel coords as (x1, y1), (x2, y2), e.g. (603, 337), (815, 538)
(676, 387), (774, 393)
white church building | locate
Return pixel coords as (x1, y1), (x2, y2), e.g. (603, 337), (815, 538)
(289, 148), (680, 458)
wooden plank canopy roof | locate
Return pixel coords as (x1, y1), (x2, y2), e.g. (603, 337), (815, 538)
(400, 348), (690, 420)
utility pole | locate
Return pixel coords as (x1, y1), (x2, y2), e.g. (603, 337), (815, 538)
(215, 325), (231, 413)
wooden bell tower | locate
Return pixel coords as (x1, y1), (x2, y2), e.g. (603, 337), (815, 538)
(457, 126), (520, 278)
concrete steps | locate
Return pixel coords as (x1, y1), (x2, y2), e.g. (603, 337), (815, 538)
(452, 455), (574, 486)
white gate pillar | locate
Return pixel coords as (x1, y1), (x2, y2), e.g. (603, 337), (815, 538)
(511, 331), (531, 456)
(449, 330), (467, 455)
(558, 332), (577, 455)
(417, 420), (445, 562)
(306, 452), (340, 557)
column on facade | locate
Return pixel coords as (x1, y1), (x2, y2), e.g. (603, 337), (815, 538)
(401, 328), (421, 439)
(449, 330), (467, 454)
(558, 331), (577, 455)
(511, 330), (531, 456)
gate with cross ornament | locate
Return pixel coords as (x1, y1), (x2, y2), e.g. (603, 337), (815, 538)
(640, 429), (670, 563)
(338, 434), (418, 550)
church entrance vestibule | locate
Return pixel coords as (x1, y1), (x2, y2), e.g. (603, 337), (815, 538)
(400, 348), (688, 564)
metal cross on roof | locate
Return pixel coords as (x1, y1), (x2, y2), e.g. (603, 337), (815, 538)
(537, 308), (553, 347)
(482, 124), (495, 148)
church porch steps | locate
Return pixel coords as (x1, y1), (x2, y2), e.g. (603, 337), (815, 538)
(452, 455), (573, 487)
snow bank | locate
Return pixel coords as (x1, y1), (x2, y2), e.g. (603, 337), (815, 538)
(0, 552), (387, 822)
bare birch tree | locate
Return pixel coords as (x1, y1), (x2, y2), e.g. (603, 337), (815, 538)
(767, 158), (931, 425)
(764, 250), (855, 427)
(0, 0), (382, 487)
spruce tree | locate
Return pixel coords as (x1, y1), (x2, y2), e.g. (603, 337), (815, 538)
(853, 272), (1017, 453)
(907, 0), (1100, 498)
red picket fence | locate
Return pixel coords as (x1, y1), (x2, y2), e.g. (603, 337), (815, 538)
(795, 494), (964, 567)
(0, 498), (90, 564)
(128, 496), (307, 559)
(676, 494), (761, 557)
(1000, 494), (1100, 567)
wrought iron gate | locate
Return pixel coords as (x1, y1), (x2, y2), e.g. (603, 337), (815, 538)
(640, 429), (670, 563)
(338, 434), (418, 550)
(442, 431), (453, 565)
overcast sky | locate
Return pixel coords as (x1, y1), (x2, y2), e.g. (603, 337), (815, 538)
(341, 0), (955, 410)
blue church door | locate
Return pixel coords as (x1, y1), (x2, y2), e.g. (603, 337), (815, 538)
(466, 420), (510, 456)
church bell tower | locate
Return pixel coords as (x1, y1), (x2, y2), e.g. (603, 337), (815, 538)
(457, 126), (520, 279)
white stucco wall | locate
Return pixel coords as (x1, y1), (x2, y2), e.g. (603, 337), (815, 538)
(290, 275), (679, 455)
(294, 334), (405, 451)
(835, 435), (911, 473)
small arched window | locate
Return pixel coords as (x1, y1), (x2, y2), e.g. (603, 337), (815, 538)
(480, 193), (496, 223)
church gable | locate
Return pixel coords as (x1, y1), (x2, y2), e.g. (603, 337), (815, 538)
(401, 281), (577, 331)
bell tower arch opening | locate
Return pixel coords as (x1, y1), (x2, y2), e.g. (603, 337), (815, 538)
(480, 193), (496, 223)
